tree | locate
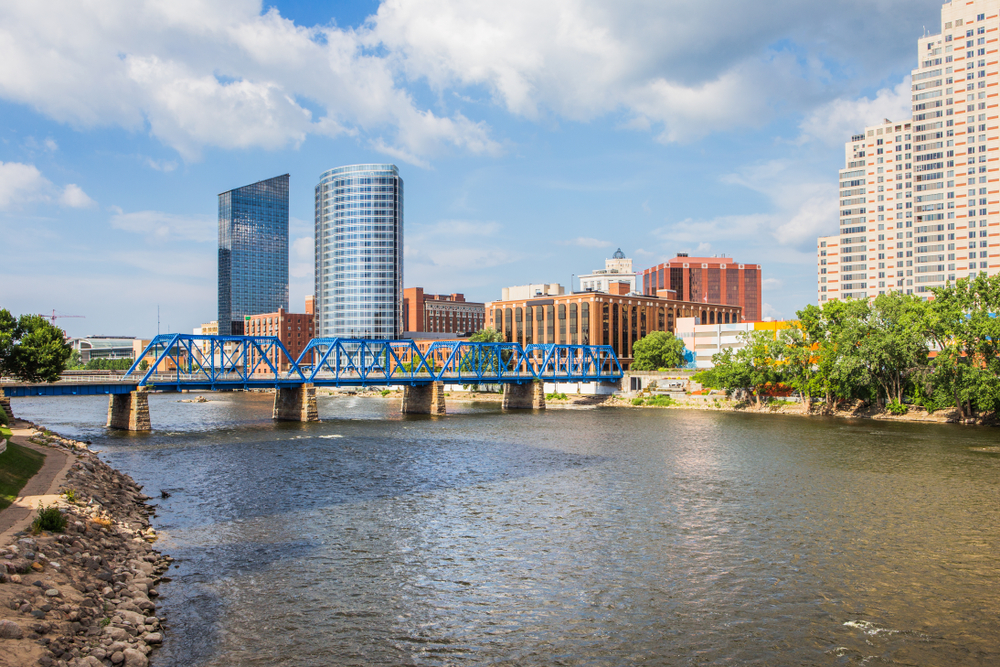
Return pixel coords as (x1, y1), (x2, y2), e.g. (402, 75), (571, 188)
(631, 331), (685, 370)
(928, 274), (1000, 417)
(469, 327), (504, 343)
(0, 310), (72, 382)
(710, 330), (781, 407)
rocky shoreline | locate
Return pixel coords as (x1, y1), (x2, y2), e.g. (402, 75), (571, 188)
(0, 423), (171, 667)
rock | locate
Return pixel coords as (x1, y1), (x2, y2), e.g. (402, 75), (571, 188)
(78, 657), (104, 667)
(117, 610), (145, 627)
(90, 647), (107, 660)
(104, 626), (128, 641)
(46, 588), (62, 597)
(110, 651), (125, 664)
(143, 632), (162, 644)
(0, 619), (24, 639)
(123, 648), (148, 667)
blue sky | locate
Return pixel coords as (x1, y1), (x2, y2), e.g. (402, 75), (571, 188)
(0, 0), (941, 338)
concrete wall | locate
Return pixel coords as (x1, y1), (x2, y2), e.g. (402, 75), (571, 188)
(107, 389), (151, 431)
(401, 382), (446, 414)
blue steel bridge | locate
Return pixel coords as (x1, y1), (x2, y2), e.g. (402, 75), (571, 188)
(1, 335), (622, 428)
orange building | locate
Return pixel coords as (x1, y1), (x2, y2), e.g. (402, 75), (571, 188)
(639, 254), (762, 321)
(485, 282), (741, 369)
(403, 287), (485, 335)
(246, 296), (315, 371)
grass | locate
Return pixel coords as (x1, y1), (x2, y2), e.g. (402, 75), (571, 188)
(0, 442), (46, 511)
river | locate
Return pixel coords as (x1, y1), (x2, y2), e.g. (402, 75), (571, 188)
(9, 392), (1000, 665)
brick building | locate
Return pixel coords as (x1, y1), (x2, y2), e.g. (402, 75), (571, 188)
(246, 296), (315, 371)
(638, 254), (762, 321)
(485, 282), (741, 369)
(403, 288), (486, 335)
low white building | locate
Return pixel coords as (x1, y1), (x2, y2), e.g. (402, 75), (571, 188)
(675, 317), (788, 369)
(501, 283), (565, 301)
(578, 248), (637, 294)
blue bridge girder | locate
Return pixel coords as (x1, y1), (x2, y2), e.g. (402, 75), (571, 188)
(123, 334), (622, 390)
(1, 336), (623, 397)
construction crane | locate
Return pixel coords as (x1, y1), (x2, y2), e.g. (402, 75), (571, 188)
(39, 310), (85, 325)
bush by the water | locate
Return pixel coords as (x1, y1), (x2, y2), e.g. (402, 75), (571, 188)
(631, 395), (675, 407)
(32, 503), (67, 533)
(546, 392), (568, 401)
(886, 399), (908, 416)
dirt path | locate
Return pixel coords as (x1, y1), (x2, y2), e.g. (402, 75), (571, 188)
(0, 419), (75, 540)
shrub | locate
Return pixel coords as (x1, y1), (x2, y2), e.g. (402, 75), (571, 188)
(545, 392), (568, 401)
(631, 397), (645, 406)
(32, 503), (67, 533)
(886, 399), (908, 415)
(646, 394), (675, 407)
(62, 489), (78, 503)
(0, 409), (7, 426)
(380, 389), (391, 397)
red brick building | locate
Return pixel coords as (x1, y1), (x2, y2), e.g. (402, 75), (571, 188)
(246, 296), (315, 371)
(403, 288), (486, 335)
(486, 282), (741, 369)
(639, 254), (762, 322)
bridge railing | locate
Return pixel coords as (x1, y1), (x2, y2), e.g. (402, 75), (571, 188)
(123, 335), (622, 387)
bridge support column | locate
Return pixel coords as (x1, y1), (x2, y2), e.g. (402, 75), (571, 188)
(401, 382), (446, 415)
(502, 381), (546, 410)
(273, 384), (319, 422)
(0, 388), (12, 422)
(107, 388), (151, 431)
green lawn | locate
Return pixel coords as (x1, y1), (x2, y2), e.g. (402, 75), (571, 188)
(0, 441), (46, 511)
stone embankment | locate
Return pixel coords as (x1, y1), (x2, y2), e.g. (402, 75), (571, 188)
(0, 424), (170, 667)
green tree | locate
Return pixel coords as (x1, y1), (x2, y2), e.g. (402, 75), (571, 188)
(469, 327), (504, 343)
(710, 330), (781, 407)
(631, 331), (685, 370)
(0, 310), (72, 382)
(928, 274), (1000, 417)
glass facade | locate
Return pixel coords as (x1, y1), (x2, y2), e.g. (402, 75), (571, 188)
(315, 164), (403, 339)
(218, 174), (289, 336)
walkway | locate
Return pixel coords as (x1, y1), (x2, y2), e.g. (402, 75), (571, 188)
(0, 420), (75, 542)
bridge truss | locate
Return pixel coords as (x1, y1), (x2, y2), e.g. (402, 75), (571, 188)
(118, 335), (623, 390)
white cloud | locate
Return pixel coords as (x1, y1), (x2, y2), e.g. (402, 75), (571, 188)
(0, 0), (942, 161)
(0, 162), (94, 209)
(799, 77), (912, 146)
(59, 184), (96, 208)
(291, 236), (313, 279)
(560, 237), (612, 248)
(0, 0), (500, 163)
(0, 161), (51, 208)
(110, 210), (215, 243)
(44, 137), (58, 151)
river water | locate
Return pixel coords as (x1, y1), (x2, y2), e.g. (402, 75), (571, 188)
(10, 393), (1000, 665)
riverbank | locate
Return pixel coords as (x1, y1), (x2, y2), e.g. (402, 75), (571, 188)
(317, 386), (994, 425)
(606, 393), (997, 425)
(0, 420), (171, 667)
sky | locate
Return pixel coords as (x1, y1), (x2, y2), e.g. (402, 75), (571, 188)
(0, 0), (944, 338)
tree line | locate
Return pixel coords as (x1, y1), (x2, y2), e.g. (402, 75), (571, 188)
(696, 274), (1000, 418)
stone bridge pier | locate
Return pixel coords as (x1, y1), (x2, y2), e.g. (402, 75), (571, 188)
(273, 383), (319, 422)
(502, 382), (546, 410)
(401, 382), (446, 415)
(107, 388), (151, 431)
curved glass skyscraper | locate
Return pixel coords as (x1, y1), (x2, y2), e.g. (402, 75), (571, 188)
(315, 164), (403, 339)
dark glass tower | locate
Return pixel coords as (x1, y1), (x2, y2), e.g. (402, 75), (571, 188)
(315, 164), (403, 339)
(218, 174), (289, 336)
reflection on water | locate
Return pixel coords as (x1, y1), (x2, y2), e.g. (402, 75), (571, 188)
(11, 393), (1000, 666)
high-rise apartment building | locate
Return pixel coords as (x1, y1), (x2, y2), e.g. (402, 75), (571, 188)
(819, 0), (1000, 303)
(218, 174), (289, 335)
(315, 164), (403, 339)
(639, 254), (762, 321)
